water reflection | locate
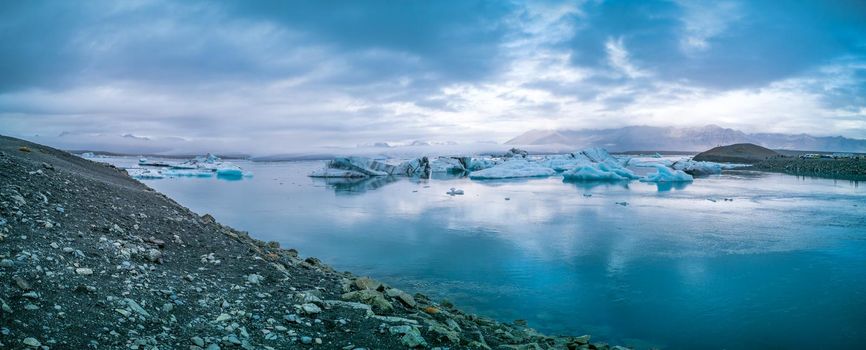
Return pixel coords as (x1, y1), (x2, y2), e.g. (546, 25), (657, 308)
(315, 176), (400, 194)
(563, 179), (631, 191)
(652, 181), (690, 192)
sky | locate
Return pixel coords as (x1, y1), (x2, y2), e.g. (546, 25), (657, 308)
(0, 0), (865, 154)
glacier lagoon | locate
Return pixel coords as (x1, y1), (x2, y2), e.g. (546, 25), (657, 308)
(107, 157), (865, 349)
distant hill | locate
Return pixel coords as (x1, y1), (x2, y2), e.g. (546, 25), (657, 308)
(506, 125), (866, 153)
(693, 143), (779, 164)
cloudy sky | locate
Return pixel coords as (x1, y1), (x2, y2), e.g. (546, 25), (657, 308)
(1, 0), (865, 154)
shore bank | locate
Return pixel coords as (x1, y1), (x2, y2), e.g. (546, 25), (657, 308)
(0, 135), (625, 349)
(749, 157), (866, 180)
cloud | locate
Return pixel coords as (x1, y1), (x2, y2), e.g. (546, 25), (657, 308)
(0, 0), (864, 154)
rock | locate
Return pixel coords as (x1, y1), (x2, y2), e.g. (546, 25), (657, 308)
(206, 344), (221, 350)
(341, 290), (394, 314)
(301, 303), (322, 314)
(385, 288), (417, 308)
(191, 337), (205, 347)
(389, 325), (427, 348)
(22, 291), (39, 299)
(216, 313), (232, 322)
(573, 335), (591, 345)
(23, 337), (41, 347)
(125, 298), (152, 318)
(428, 322), (460, 343)
(353, 277), (384, 291)
(146, 248), (162, 263)
(301, 336), (313, 344)
(75, 267), (94, 275)
(247, 274), (264, 284)
(0, 259), (12, 268)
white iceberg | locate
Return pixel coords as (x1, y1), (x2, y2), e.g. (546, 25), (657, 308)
(216, 165), (245, 177)
(671, 159), (722, 176)
(640, 165), (694, 182)
(429, 157), (466, 173)
(162, 169), (214, 178)
(468, 159), (556, 179)
(562, 162), (639, 181)
(127, 168), (165, 180)
(314, 157), (395, 177)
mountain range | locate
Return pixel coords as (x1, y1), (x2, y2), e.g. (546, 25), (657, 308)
(505, 125), (866, 152)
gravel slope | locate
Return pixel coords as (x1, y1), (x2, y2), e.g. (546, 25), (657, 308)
(0, 135), (625, 350)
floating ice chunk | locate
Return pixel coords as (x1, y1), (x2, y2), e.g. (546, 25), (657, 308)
(640, 165), (694, 182)
(562, 162), (639, 181)
(616, 201), (629, 206)
(127, 168), (165, 179)
(329, 157), (395, 176)
(394, 157), (430, 176)
(216, 165), (244, 177)
(138, 158), (170, 167)
(671, 159), (722, 176)
(429, 157), (466, 173)
(80, 152), (96, 158)
(466, 158), (498, 171)
(162, 169), (214, 178)
(446, 188), (464, 196)
(579, 147), (614, 163)
(468, 159), (556, 179)
(503, 148), (529, 158)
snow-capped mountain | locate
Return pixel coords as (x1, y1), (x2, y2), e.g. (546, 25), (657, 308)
(505, 125), (866, 152)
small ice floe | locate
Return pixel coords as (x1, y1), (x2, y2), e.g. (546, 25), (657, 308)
(707, 198), (718, 202)
(616, 201), (629, 206)
(138, 157), (170, 167)
(468, 159), (556, 179)
(583, 194), (592, 197)
(723, 198), (734, 202)
(80, 152), (96, 158)
(127, 168), (165, 179)
(640, 165), (694, 183)
(504, 197), (511, 201)
(446, 188), (464, 196)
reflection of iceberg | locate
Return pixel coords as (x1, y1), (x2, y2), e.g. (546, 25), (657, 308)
(640, 165), (694, 183)
(563, 179), (631, 191)
(469, 159), (556, 179)
(315, 176), (399, 194)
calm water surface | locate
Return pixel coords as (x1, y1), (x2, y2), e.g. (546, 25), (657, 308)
(109, 157), (866, 349)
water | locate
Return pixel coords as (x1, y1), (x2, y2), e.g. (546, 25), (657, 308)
(106, 157), (866, 349)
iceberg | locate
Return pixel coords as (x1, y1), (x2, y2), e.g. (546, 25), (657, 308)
(127, 168), (165, 180)
(216, 165), (243, 176)
(162, 169), (214, 178)
(671, 159), (722, 176)
(503, 148), (529, 158)
(429, 157), (466, 173)
(640, 165), (694, 182)
(138, 157), (171, 167)
(562, 162), (639, 181)
(446, 188), (464, 196)
(468, 159), (556, 179)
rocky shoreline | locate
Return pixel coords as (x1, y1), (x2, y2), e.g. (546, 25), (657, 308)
(749, 157), (866, 180)
(0, 135), (627, 349)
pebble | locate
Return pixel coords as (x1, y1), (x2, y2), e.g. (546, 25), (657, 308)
(301, 336), (313, 344)
(191, 337), (205, 347)
(301, 303), (322, 314)
(23, 337), (41, 347)
(75, 267), (94, 275)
